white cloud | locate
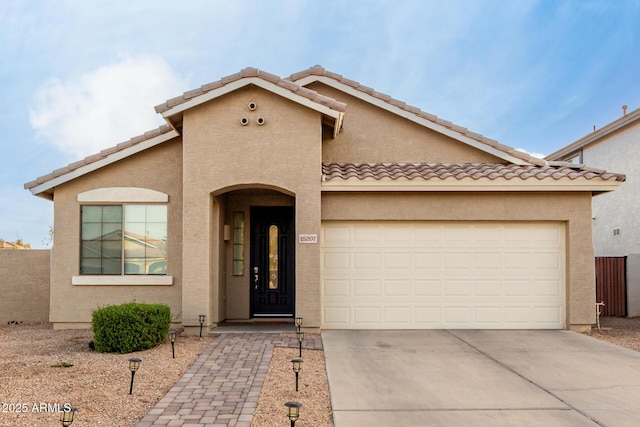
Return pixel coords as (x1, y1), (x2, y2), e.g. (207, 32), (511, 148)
(29, 55), (188, 159)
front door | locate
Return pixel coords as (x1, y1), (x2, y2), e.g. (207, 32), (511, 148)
(250, 206), (295, 317)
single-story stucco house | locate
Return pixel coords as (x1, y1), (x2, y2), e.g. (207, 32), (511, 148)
(25, 66), (625, 333)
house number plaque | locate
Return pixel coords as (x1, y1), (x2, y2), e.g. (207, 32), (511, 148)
(298, 234), (318, 244)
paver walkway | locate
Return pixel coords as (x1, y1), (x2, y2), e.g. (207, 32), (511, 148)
(136, 332), (323, 427)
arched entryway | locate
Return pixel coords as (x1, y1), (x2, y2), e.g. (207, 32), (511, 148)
(212, 185), (296, 322)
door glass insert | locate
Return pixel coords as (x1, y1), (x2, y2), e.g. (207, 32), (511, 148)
(268, 225), (278, 289)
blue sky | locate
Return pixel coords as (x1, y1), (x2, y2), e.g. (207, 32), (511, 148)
(1, 0), (639, 248)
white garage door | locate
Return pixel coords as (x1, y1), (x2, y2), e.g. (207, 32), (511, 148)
(321, 222), (565, 329)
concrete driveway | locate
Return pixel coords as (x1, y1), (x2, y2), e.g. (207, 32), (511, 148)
(322, 330), (640, 426)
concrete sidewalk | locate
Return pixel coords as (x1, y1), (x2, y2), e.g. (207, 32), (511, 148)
(322, 330), (640, 426)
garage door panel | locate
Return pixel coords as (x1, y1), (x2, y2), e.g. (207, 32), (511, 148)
(321, 222), (565, 329)
(415, 279), (441, 296)
(354, 226), (381, 242)
(323, 306), (350, 325)
(384, 252), (411, 268)
(383, 279), (412, 296)
(475, 252), (502, 269)
(354, 306), (381, 324)
(353, 252), (380, 269)
(445, 280), (472, 296)
(324, 279), (350, 296)
(445, 252), (472, 269)
(323, 252), (350, 269)
(322, 224), (351, 243)
(384, 306), (412, 324)
(414, 252), (441, 269)
(354, 279), (380, 296)
(414, 307), (442, 324)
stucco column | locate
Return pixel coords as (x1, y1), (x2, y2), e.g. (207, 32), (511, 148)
(295, 186), (322, 328)
(181, 191), (212, 330)
(568, 217), (597, 330)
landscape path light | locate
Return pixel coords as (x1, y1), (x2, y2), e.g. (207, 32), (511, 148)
(295, 316), (303, 332)
(296, 330), (305, 357)
(59, 407), (77, 426)
(168, 330), (176, 359)
(128, 357), (141, 395)
(284, 401), (302, 427)
(291, 358), (303, 392)
(199, 314), (206, 338)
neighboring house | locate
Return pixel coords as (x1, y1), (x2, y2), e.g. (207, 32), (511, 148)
(0, 238), (31, 249)
(25, 66), (624, 333)
(546, 106), (640, 316)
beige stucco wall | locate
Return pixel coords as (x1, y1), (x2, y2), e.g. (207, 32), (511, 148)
(0, 250), (50, 324)
(308, 82), (503, 164)
(322, 191), (596, 328)
(182, 86), (323, 328)
(49, 139), (183, 328)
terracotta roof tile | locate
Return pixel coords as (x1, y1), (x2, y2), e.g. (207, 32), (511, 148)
(240, 67), (259, 77)
(221, 71), (242, 85)
(322, 163), (626, 183)
(200, 80), (224, 92)
(183, 87), (204, 100)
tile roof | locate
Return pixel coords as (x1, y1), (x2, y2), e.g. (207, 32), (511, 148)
(154, 67), (347, 115)
(322, 162), (626, 182)
(290, 65), (546, 167)
(24, 125), (175, 190)
(25, 66), (625, 197)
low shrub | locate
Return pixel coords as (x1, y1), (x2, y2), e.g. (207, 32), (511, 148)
(91, 302), (171, 353)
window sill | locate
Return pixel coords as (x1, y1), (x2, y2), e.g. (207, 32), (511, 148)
(72, 276), (173, 286)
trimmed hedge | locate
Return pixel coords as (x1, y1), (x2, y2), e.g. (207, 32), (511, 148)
(91, 302), (171, 353)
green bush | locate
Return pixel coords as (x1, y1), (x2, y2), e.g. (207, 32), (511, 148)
(91, 302), (171, 353)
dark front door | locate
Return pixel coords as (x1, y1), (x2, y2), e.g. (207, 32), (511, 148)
(250, 206), (295, 317)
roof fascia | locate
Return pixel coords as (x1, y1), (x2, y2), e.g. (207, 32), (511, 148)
(296, 75), (531, 165)
(28, 129), (180, 198)
(546, 107), (640, 160)
(320, 177), (622, 193)
(161, 76), (343, 123)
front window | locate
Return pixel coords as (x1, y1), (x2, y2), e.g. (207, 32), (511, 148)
(81, 205), (167, 275)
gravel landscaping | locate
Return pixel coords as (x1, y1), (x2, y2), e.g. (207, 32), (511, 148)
(3, 318), (640, 426)
(582, 316), (640, 352)
(0, 324), (215, 426)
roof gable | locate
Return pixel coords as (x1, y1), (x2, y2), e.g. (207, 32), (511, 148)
(156, 67), (345, 138)
(290, 66), (544, 166)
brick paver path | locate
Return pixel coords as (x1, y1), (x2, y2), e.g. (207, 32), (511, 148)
(136, 333), (323, 427)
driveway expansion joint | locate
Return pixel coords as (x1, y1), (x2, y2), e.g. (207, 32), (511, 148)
(446, 330), (605, 427)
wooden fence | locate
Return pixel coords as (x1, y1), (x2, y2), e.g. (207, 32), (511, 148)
(595, 256), (627, 317)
